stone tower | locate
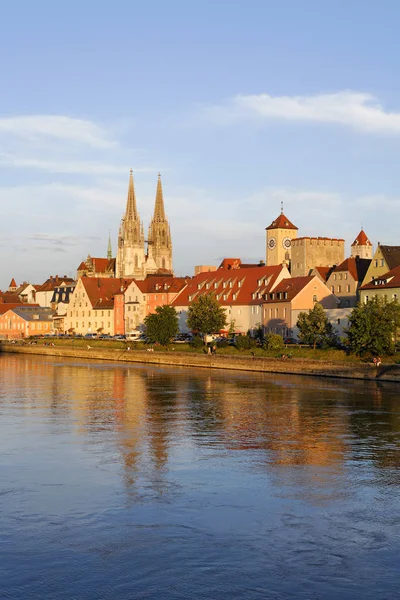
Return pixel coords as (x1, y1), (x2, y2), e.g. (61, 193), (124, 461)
(147, 174), (173, 272)
(351, 229), (373, 260)
(116, 170), (145, 278)
(266, 209), (298, 267)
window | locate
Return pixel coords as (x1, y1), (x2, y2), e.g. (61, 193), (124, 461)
(339, 273), (342, 280)
(334, 274), (337, 280)
(364, 296), (369, 304)
(313, 295), (318, 302)
(337, 286), (341, 293)
(346, 285), (351, 292)
(380, 259), (385, 267)
(331, 286), (334, 293)
(344, 273), (348, 280)
(375, 260), (378, 267)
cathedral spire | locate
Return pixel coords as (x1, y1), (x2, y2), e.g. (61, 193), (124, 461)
(107, 231), (112, 259)
(153, 173), (166, 222)
(125, 169), (139, 221)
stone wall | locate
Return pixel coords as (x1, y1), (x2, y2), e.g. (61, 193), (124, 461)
(291, 238), (345, 277)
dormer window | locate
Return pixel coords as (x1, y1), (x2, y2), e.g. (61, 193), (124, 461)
(229, 281), (233, 288)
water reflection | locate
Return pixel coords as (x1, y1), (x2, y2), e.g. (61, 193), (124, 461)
(1, 354), (399, 599)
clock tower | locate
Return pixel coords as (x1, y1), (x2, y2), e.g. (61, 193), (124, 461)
(266, 209), (298, 267)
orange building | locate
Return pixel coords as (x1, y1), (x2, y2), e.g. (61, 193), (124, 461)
(0, 306), (53, 339)
(263, 275), (338, 338)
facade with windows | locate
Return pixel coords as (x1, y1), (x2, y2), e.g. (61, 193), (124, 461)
(359, 265), (400, 305)
(262, 275), (338, 339)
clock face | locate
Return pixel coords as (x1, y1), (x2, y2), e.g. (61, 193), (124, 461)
(268, 237), (276, 249)
(282, 237), (292, 249)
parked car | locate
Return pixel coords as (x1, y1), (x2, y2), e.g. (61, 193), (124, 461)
(283, 337), (298, 345)
(84, 333), (97, 339)
(113, 335), (126, 341)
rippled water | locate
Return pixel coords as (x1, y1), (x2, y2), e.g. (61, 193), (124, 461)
(1, 354), (399, 599)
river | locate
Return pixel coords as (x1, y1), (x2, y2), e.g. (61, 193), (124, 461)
(1, 354), (399, 599)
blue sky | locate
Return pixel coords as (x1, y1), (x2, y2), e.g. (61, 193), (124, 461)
(2, 0), (400, 288)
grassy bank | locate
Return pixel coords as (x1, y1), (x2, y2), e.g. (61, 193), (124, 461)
(12, 337), (400, 365)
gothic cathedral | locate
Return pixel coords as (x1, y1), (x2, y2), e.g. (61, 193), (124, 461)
(116, 171), (173, 279)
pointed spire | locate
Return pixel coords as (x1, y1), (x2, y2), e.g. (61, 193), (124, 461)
(153, 173), (166, 222)
(125, 169), (139, 221)
(107, 231), (112, 259)
(281, 200), (284, 215)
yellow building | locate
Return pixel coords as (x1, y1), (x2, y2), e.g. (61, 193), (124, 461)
(291, 237), (345, 278)
(359, 265), (400, 304)
(362, 245), (400, 286)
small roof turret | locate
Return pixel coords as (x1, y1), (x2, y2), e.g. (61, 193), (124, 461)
(352, 229), (372, 247)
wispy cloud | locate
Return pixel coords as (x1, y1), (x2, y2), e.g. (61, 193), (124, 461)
(206, 91), (400, 135)
(0, 115), (116, 148)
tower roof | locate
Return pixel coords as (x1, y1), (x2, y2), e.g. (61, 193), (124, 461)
(152, 173), (166, 222)
(351, 229), (372, 247)
(9, 278), (17, 288)
(107, 232), (112, 259)
(266, 213), (298, 231)
(124, 169), (139, 221)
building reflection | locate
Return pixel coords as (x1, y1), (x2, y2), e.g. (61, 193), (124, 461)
(2, 355), (399, 498)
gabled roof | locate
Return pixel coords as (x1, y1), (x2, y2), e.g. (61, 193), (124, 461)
(330, 257), (371, 283)
(266, 213), (298, 231)
(172, 265), (287, 307)
(130, 276), (187, 295)
(314, 266), (334, 282)
(36, 275), (75, 293)
(0, 293), (21, 304)
(352, 229), (372, 247)
(0, 303), (38, 315)
(81, 277), (132, 309)
(12, 306), (54, 322)
(379, 246), (400, 271)
(264, 276), (316, 302)
(360, 265), (400, 290)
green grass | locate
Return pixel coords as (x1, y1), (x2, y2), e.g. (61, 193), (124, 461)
(8, 338), (400, 364)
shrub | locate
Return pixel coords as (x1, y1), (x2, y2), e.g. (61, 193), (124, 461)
(217, 339), (229, 348)
(235, 335), (257, 351)
(263, 333), (285, 351)
(189, 335), (204, 348)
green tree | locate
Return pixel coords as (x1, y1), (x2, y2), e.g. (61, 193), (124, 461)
(346, 298), (399, 356)
(144, 305), (179, 346)
(263, 333), (285, 351)
(296, 303), (338, 350)
(187, 294), (227, 335)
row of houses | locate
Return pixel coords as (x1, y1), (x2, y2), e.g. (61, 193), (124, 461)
(2, 239), (400, 340)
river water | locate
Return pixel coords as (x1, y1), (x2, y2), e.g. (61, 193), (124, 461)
(1, 354), (399, 599)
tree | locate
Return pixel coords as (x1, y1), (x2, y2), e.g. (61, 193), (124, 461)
(263, 333), (285, 351)
(187, 294), (227, 335)
(296, 302), (338, 350)
(346, 298), (399, 356)
(144, 305), (179, 346)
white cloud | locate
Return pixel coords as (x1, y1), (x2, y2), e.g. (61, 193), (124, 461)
(206, 91), (400, 135)
(0, 115), (116, 148)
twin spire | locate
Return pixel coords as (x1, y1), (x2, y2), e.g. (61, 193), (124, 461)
(124, 170), (167, 223)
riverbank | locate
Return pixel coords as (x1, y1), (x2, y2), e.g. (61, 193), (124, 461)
(2, 342), (400, 383)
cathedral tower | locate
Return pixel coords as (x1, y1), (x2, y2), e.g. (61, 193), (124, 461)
(351, 229), (373, 260)
(266, 208), (298, 266)
(116, 170), (145, 278)
(147, 174), (173, 272)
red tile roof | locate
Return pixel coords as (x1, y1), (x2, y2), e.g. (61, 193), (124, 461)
(314, 266), (334, 281)
(0, 293), (21, 304)
(266, 213), (298, 231)
(360, 265), (400, 290)
(172, 265), (287, 307)
(0, 303), (38, 315)
(36, 276), (75, 293)
(330, 257), (371, 283)
(352, 229), (372, 247)
(134, 276), (188, 295)
(263, 276), (315, 302)
(9, 278), (17, 288)
(81, 277), (133, 309)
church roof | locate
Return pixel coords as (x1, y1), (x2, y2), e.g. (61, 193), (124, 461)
(266, 213), (298, 231)
(352, 229), (372, 247)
